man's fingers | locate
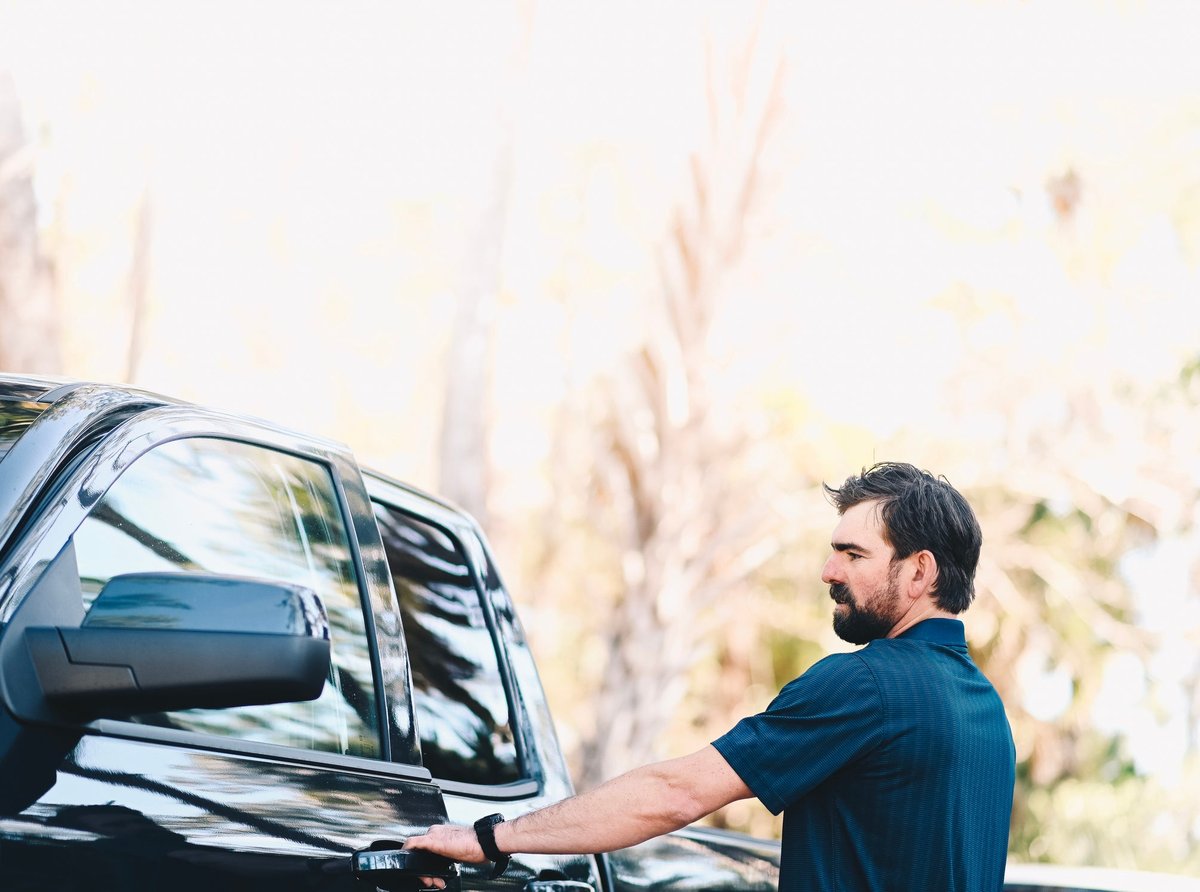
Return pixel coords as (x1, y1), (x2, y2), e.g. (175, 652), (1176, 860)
(406, 824), (487, 863)
(405, 833), (449, 889)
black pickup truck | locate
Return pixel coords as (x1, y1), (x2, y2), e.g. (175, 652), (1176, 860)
(0, 374), (780, 892)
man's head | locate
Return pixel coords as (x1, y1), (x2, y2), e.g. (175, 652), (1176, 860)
(821, 463), (982, 643)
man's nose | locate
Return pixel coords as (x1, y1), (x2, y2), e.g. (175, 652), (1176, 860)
(821, 555), (840, 585)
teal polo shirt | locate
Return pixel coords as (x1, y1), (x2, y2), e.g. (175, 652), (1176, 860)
(713, 619), (1014, 892)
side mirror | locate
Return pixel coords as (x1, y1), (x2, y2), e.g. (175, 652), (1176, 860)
(0, 565), (333, 814)
(4, 572), (331, 725)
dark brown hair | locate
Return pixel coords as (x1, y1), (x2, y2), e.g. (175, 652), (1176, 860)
(824, 462), (982, 613)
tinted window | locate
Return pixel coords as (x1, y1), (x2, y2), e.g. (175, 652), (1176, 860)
(72, 437), (381, 758)
(373, 502), (520, 784)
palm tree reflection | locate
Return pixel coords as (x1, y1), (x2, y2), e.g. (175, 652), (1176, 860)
(374, 505), (519, 784)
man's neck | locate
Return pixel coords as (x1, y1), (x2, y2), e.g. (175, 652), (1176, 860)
(887, 604), (957, 639)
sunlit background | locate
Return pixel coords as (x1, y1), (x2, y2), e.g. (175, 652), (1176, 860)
(2, 0), (1200, 874)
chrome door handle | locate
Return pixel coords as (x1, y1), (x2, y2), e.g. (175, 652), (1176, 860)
(352, 842), (459, 885)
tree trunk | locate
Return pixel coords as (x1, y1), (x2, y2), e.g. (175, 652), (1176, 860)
(577, 30), (784, 789)
(436, 2), (535, 529)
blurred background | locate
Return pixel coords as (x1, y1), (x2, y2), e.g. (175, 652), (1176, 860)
(2, 0), (1199, 873)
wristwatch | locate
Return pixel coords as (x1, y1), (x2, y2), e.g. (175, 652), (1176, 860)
(473, 812), (511, 878)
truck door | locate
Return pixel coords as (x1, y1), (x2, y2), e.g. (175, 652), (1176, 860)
(0, 418), (457, 892)
(368, 480), (603, 892)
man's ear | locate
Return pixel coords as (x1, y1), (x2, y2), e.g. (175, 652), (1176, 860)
(909, 550), (939, 599)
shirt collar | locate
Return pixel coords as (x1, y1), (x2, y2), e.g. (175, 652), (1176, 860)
(895, 618), (967, 649)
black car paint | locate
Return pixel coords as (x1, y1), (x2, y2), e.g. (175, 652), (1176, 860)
(0, 377), (780, 892)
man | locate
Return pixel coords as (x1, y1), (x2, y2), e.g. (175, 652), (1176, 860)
(406, 462), (1015, 891)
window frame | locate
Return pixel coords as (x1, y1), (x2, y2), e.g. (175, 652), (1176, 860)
(364, 473), (538, 798)
(0, 405), (428, 779)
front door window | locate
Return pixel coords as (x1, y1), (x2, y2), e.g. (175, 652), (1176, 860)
(72, 437), (381, 758)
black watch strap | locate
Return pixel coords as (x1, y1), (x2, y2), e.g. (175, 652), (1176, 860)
(473, 813), (510, 878)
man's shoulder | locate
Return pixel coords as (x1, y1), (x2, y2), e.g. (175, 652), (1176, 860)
(853, 636), (1011, 724)
(832, 638), (962, 692)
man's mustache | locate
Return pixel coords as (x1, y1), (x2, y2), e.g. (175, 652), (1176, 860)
(830, 583), (851, 604)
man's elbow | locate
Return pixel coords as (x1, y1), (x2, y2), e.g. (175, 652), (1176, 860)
(645, 764), (712, 830)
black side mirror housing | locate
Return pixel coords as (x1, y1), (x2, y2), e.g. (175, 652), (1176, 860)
(0, 558), (333, 814)
(12, 572), (331, 723)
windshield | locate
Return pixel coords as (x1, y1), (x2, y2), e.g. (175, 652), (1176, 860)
(0, 400), (47, 466)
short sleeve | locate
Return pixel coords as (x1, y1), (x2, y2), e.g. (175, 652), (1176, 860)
(711, 653), (884, 815)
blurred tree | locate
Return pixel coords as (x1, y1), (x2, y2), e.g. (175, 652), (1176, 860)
(934, 318), (1200, 870)
(563, 25), (786, 790)
(0, 70), (59, 374)
(124, 189), (152, 384)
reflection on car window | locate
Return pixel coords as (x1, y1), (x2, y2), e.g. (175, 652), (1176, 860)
(0, 399), (46, 465)
(73, 437), (381, 758)
(373, 503), (520, 784)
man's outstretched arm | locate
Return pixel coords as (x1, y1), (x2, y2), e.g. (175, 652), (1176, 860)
(403, 744), (752, 863)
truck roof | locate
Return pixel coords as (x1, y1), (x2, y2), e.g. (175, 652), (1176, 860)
(0, 372), (465, 527)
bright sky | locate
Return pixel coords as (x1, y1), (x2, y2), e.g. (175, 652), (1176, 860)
(4, 2), (1197, 426)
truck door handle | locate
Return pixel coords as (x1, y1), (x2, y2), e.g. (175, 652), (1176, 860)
(524, 882), (594, 892)
(352, 842), (459, 886)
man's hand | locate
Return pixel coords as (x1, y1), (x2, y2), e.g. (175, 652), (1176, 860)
(404, 823), (485, 862)
(403, 824), (485, 890)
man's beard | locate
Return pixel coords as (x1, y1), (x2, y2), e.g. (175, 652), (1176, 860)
(830, 565), (902, 645)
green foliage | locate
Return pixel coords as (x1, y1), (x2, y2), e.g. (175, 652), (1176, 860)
(1015, 765), (1200, 874)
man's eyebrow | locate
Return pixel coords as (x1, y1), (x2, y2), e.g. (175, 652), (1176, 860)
(832, 541), (870, 553)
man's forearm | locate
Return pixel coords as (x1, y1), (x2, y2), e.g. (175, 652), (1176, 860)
(401, 744), (752, 871)
(498, 744), (752, 855)
(499, 761), (701, 854)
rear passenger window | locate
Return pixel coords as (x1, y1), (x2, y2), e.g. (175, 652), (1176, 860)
(372, 502), (520, 785)
(72, 437), (382, 759)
